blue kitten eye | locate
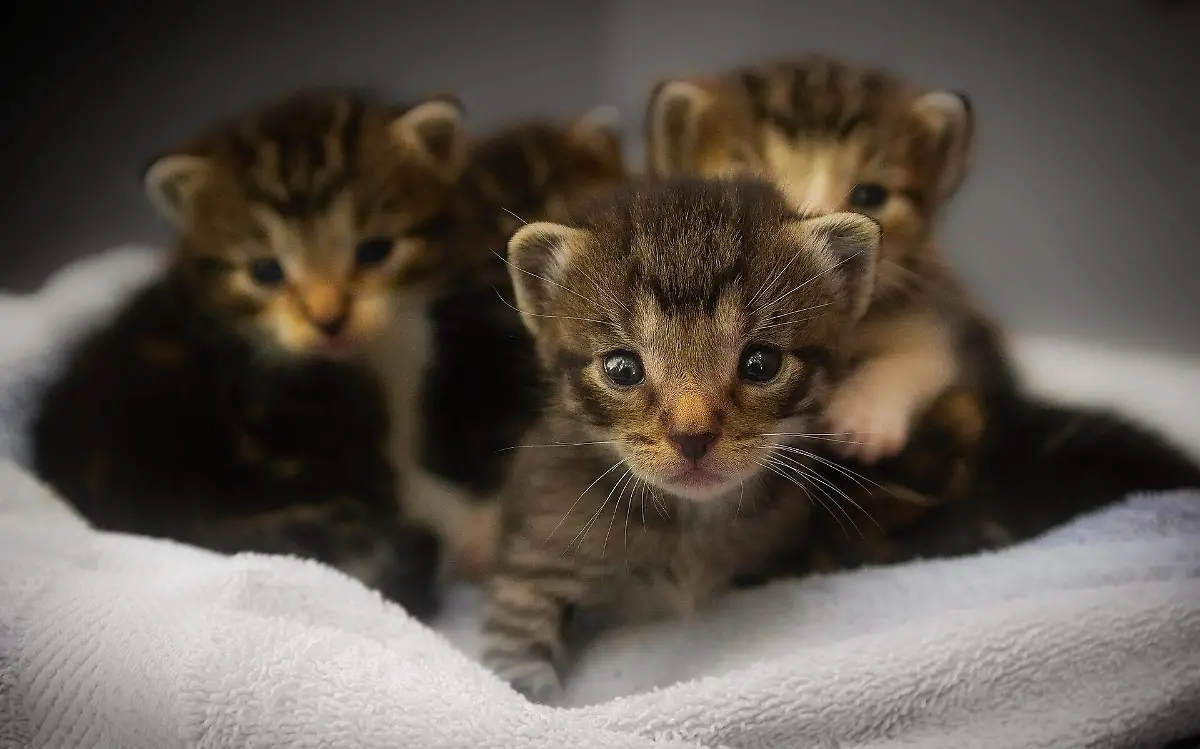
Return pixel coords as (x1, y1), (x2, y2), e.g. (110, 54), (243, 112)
(739, 344), (783, 384)
(249, 258), (285, 286)
(355, 236), (394, 268)
(603, 350), (645, 387)
(848, 183), (889, 210)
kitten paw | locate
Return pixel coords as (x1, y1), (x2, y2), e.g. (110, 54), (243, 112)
(823, 383), (913, 464)
(486, 655), (563, 704)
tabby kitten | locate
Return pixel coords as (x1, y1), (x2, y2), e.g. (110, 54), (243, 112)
(31, 88), (468, 621)
(644, 56), (1200, 574)
(644, 55), (1001, 472)
(481, 176), (883, 701)
(365, 108), (630, 582)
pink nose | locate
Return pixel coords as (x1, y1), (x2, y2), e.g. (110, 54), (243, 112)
(669, 432), (717, 462)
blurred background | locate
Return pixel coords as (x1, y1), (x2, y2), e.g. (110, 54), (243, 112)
(1, 0), (1197, 356)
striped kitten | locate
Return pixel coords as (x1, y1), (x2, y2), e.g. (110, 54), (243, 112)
(645, 57), (1200, 574)
(644, 55), (1011, 530)
(367, 108), (630, 583)
(481, 176), (883, 702)
(31, 89), (467, 621)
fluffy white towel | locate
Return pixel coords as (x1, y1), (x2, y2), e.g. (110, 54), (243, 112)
(2, 248), (1199, 748)
(1, 460), (1198, 748)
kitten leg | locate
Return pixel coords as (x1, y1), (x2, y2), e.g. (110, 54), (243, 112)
(825, 311), (958, 463)
(481, 534), (599, 703)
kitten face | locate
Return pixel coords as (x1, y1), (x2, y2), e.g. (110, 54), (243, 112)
(142, 90), (469, 360)
(506, 177), (881, 501)
(645, 56), (972, 280)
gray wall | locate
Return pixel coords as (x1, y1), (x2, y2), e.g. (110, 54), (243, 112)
(3, 0), (1198, 356)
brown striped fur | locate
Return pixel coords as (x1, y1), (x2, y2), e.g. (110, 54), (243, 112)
(364, 108), (631, 583)
(143, 87), (469, 360)
(645, 55), (1011, 515)
(480, 176), (883, 702)
(30, 88), (471, 622)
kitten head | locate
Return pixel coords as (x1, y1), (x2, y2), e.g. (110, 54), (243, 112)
(142, 88), (469, 360)
(506, 177), (881, 502)
(465, 105), (629, 236)
(645, 56), (971, 280)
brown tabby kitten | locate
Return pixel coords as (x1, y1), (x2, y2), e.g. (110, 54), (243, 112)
(644, 56), (1200, 574)
(481, 176), (883, 701)
(643, 55), (1012, 540)
(366, 107), (630, 582)
(32, 89), (468, 620)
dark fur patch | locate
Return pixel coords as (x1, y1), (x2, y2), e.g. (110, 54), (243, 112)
(31, 270), (442, 620)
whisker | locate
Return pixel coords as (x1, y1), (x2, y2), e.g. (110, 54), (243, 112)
(543, 458), (625, 548)
(753, 249), (866, 318)
(757, 455), (849, 538)
(496, 439), (619, 453)
(567, 467), (629, 558)
(755, 301), (834, 325)
(601, 469), (635, 562)
(500, 206), (529, 226)
(767, 452), (863, 538)
(759, 432), (881, 447)
(774, 444), (892, 520)
(489, 249), (619, 323)
(492, 288), (616, 328)
(752, 314), (829, 331)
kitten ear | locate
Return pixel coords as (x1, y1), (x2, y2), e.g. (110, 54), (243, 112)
(142, 153), (211, 228)
(568, 105), (624, 160)
(506, 221), (588, 335)
(645, 78), (714, 176)
(389, 96), (469, 178)
(800, 211), (882, 322)
(911, 90), (974, 201)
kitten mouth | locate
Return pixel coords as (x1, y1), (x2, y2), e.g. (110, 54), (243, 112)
(669, 467), (727, 489)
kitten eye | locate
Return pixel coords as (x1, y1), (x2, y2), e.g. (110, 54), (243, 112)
(739, 344), (783, 384)
(848, 183), (889, 210)
(249, 258), (285, 286)
(602, 350), (645, 388)
(355, 236), (394, 268)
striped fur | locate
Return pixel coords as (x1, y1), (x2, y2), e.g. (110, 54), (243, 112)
(481, 177), (882, 701)
(367, 109), (632, 583)
(645, 54), (1011, 514)
(31, 88), (467, 622)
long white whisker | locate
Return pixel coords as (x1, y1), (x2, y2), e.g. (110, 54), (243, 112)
(492, 288), (616, 328)
(497, 440), (619, 453)
(753, 249), (866, 318)
(543, 458), (625, 548)
(568, 467), (630, 558)
(601, 469), (636, 562)
(758, 455), (849, 538)
(769, 451), (864, 538)
(490, 249), (619, 323)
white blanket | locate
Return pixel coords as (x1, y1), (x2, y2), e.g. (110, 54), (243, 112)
(2, 248), (1199, 748)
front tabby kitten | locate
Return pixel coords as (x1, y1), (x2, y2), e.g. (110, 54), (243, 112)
(481, 176), (882, 701)
(32, 89), (467, 620)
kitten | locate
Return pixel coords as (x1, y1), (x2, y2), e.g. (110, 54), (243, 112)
(643, 56), (1200, 575)
(643, 55), (1003, 481)
(31, 88), (468, 621)
(480, 176), (884, 701)
(364, 108), (630, 582)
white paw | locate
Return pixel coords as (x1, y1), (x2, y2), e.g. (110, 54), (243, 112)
(485, 654), (563, 704)
(823, 381), (913, 464)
